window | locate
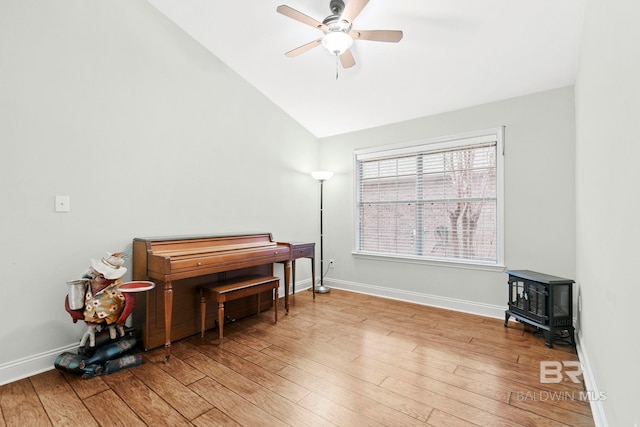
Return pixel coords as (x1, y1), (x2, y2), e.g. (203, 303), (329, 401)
(354, 128), (504, 266)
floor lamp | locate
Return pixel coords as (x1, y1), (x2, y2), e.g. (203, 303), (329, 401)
(311, 171), (333, 294)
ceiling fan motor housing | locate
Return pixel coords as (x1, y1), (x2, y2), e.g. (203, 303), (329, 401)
(329, 0), (345, 15)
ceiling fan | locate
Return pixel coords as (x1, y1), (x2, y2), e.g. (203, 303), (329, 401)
(276, 0), (403, 69)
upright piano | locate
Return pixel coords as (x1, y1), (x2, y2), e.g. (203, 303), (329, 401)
(132, 233), (291, 361)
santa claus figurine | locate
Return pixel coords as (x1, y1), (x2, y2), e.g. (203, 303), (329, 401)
(65, 252), (135, 348)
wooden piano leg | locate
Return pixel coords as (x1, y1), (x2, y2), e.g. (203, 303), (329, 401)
(218, 302), (225, 343)
(164, 280), (173, 363)
(200, 290), (206, 338)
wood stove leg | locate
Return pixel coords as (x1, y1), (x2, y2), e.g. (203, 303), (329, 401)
(504, 312), (510, 327)
(544, 330), (553, 348)
(570, 328), (576, 347)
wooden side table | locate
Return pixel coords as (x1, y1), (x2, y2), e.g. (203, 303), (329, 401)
(278, 242), (316, 299)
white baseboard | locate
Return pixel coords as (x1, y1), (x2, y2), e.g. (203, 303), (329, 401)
(323, 277), (507, 319)
(575, 333), (608, 427)
(0, 343), (78, 386)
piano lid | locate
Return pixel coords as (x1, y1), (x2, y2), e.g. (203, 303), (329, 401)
(134, 232), (284, 260)
(133, 232), (274, 242)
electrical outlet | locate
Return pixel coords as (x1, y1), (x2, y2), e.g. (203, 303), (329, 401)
(328, 259), (335, 268)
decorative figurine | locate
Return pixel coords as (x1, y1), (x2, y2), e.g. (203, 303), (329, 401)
(56, 251), (153, 378)
(64, 252), (135, 348)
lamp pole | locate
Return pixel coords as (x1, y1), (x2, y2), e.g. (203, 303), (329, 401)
(311, 171), (333, 294)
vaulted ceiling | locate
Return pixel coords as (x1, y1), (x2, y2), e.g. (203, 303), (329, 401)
(147, 0), (585, 138)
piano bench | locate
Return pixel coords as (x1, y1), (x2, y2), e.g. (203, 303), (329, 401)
(199, 275), (279, 342)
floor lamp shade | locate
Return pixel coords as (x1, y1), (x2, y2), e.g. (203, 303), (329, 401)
(311, 171), (334, 182)
(311, 171), (332, 293)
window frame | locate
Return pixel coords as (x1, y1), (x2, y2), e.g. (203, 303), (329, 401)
(353, 127), (505, 271)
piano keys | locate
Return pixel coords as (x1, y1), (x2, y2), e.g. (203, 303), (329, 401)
(132, 233), (291, 361)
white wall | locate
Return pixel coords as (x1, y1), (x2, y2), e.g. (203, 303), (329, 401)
(0, 0), (319, 371)
(318, 87), (576, 315)
(575, 0), (640, 425)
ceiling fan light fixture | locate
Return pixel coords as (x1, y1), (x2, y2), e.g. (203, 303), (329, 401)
(322, 30), (353, 55)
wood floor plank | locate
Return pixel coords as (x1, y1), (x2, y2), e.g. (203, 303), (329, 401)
(188, 340), (310, 403)
(130, 357), (213, 421)
(83, 389), (146, 426)
(191, 406), (243, 427)
(0, 378), (52, 427)
(353, 354), (510, 404)
(364, 316), (474, 344)
(184, 352), (329, 426)
(399, 329), (520, 363)
(264, 344), (435, 424)
(297, 391), (387, 427)
(29, 370), (98, 426)
(61, 371), (110, 400)
(275, 363), (432, 426)
(247, 321), (390, 385)
(204, 337), (289, 373)
(189, 376), (287, 426)
(328, 334), (459, 374)
(380, 376), (527, 427)
(100, 370), (191, 426)
(426, 408), (482, 427)
(142, 345), (207, 386)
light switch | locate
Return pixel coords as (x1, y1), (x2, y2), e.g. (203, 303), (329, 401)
(55, 196), (70, 213)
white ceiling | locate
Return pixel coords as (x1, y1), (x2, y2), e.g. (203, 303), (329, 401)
(147, 0), (585, 138)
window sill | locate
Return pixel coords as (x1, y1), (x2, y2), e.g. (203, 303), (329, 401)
(351, 251), (506, 273)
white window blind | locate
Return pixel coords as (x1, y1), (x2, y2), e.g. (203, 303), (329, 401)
(355, 129), (503, 265)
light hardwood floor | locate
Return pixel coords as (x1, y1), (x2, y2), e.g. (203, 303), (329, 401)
(0, 289), (594, 426)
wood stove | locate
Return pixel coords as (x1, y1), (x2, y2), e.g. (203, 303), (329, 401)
(504, 270), (574, 348)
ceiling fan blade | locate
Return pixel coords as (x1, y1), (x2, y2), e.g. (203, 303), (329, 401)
(285, 39), (322, 57)
(340, 0), (369, 25)
(339, 50), (356, 68)
(277, 5), (327, 32)
(350, 29), (403, 42)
